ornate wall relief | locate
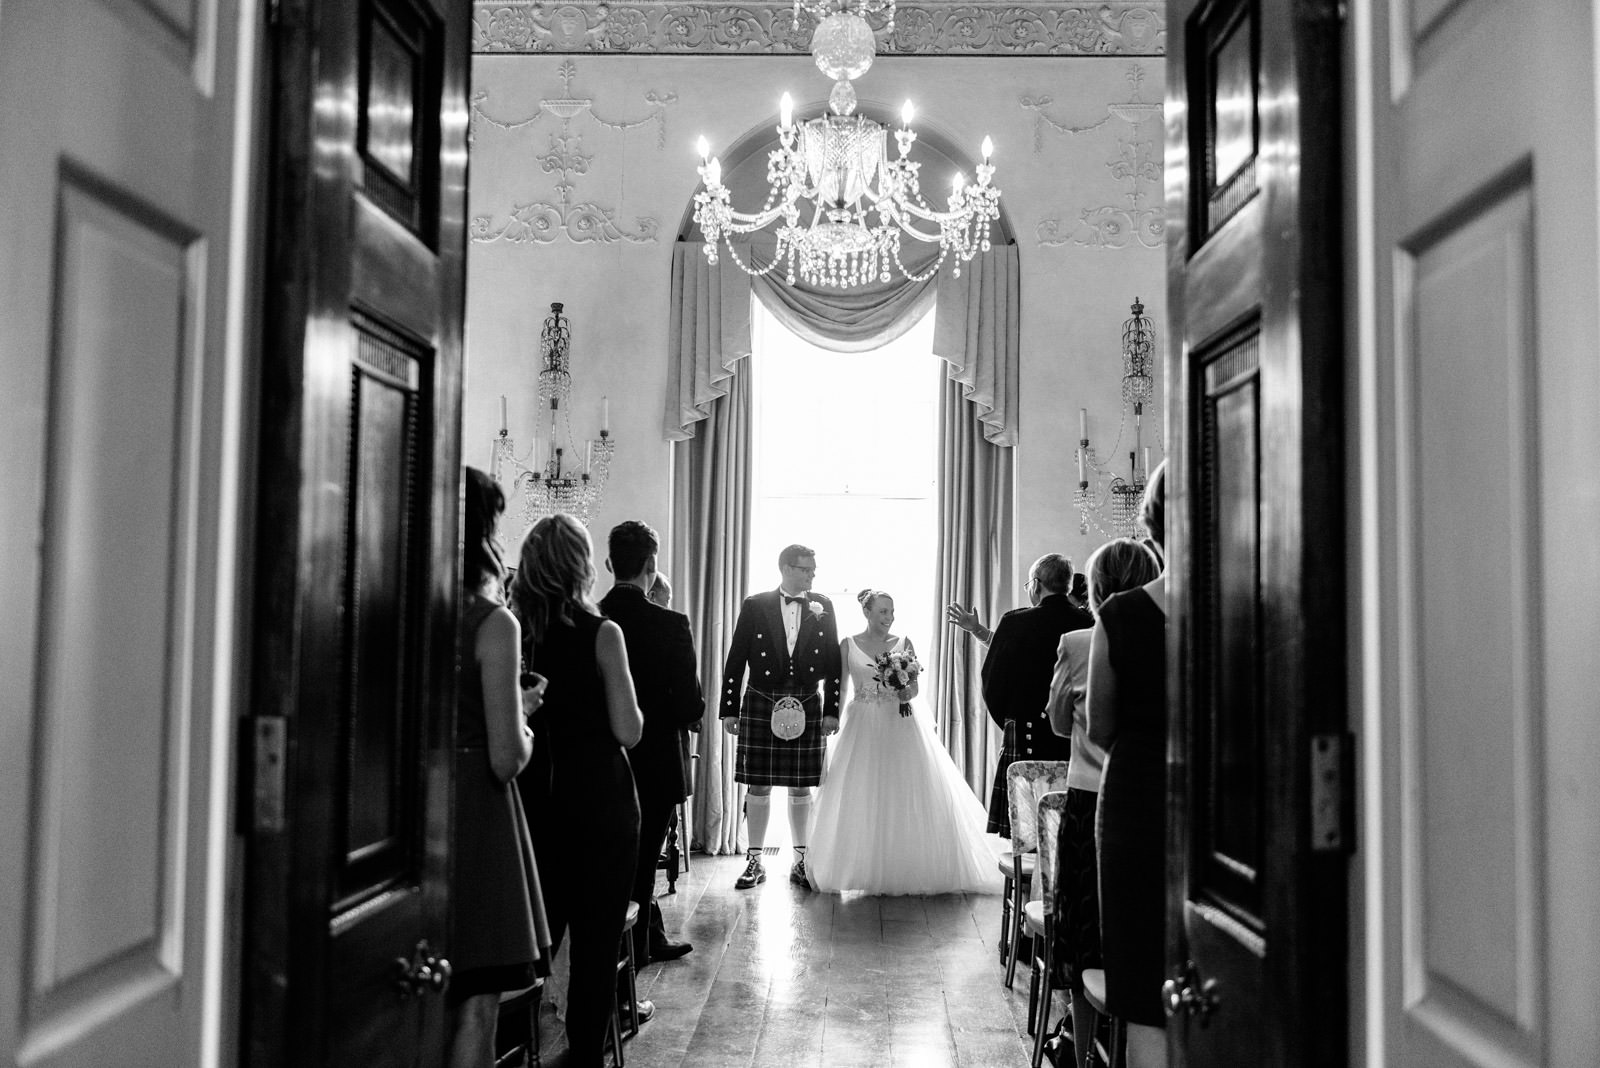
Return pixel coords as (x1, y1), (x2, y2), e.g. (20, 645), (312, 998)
(1031, 64), (1165, 251)
(471, 59), (675, 245)
(472, 1), (1165, 56)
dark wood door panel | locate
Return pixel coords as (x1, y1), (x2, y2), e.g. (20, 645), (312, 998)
(1165, 0), (1346, 1064)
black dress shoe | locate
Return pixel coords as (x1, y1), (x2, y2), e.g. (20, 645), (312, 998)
(789, 857), (811, 888)
(734, 855), (767, 889)
(635, 999), (656, 1024)
(649, 938), (693, 962)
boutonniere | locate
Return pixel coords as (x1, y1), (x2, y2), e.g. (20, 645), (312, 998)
(807, 601), (826, 621)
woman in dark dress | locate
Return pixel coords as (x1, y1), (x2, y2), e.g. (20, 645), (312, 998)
(448, 468), (552, 1068)
(511, 513), (643, 1068)
(1087, 462), (1169, 1068)
(1044, 536), (1162, 1054)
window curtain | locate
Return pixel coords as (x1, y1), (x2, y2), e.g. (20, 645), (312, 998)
(667, 240), (1020, 842)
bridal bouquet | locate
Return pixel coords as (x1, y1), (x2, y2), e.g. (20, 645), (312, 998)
(872, 649), (923, 717)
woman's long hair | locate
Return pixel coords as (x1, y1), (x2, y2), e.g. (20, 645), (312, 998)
(508, 512), (597, 645)
(463, 467), (506, 595)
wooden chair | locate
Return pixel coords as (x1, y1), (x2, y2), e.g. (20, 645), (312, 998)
(605, 901), (643, 1066)
(1001, 760), (1072, 988)
(1026, 791), (1070, 1065)
(659, 751), (697, 893)
(494, 978), (542, 1068)
(1077, 969), (1126, 1068)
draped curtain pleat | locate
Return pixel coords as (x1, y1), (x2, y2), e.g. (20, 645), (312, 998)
(928, 374), (1016, 796)
(667, 239), (1020, 841)
(672, 369), (752, 856)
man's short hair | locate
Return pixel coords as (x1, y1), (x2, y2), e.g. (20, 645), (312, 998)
(778, 543), (816, 569)
(608, 520), (660, 580)
(1031, 553), (1074, 595)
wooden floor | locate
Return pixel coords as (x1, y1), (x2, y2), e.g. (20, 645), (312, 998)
(539, 852), (1052, 1068)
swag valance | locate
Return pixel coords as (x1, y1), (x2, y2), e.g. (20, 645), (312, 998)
(664, 240), (1019, 446)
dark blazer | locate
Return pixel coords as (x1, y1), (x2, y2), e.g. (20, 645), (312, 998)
(599, 584), (704, 804)
(719, 590), (842, 721)
(981, 593), (1094, 761)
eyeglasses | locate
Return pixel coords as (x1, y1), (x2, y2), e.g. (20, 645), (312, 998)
(1024, 577), (1040, 591)
(788, 564), (817, 575)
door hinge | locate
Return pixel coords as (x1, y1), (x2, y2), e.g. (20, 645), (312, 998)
(251, 716), (289, 833)
(1310, 732), (1353, 853)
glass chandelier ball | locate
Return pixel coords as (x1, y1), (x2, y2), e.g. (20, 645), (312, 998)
(811, 12), (876, 82)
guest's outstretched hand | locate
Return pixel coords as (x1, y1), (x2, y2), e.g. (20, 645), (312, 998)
(945, 602), (981, 634)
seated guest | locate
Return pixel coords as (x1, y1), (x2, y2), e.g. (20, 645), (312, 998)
(512, 514), (645, 1068)
(1087, 463), (1169, 1068)
(979, 554), (1093, 837)
(447, 469), (552, 1068)
(1044, 537), (1162, 1056)
(600, 522), (703, 968)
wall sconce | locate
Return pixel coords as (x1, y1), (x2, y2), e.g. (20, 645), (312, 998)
(491, 302), (615, 530)
(1075, 298), (1160, 538)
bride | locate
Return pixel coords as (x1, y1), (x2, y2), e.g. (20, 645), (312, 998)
(807, 589), (1004, 895)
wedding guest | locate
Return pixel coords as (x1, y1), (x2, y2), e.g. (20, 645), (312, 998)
(1044, 537), (1162, 1055)
(447, 469), (552, 1068)
(600, 522), (703, 968)
(979, 554), (1092, 837)
(1087, 462), (1169, 1068)
(648, 571), (701, 880)
(512, 514), (645, 1068)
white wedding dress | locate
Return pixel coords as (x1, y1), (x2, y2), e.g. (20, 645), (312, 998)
(807, 635), (1004, 895)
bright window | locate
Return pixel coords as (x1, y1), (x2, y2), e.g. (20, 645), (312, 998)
(748, 297), (941, 656)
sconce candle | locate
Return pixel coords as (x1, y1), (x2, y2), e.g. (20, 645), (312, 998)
(601, 395), (609, 433)
(500, 394), (508, 435)
(1079, 408), (1087, 440)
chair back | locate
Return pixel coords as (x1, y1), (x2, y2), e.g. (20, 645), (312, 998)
(1035, 791), (1071, 914)
(1006, 759), (1071, 852)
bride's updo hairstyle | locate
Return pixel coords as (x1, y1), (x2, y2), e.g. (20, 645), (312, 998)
(857, 589), (891, 614)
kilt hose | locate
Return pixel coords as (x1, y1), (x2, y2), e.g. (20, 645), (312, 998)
(734, 686), (825, 787)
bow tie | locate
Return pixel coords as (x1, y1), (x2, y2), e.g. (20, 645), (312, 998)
(783, 595), (808, 608)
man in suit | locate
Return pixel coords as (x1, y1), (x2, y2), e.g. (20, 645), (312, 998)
(980, 553), (1093, 838)
(600, 521), (703, 966)
(720, 544), (843, 890)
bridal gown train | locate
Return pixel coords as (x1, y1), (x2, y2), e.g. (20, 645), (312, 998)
(808, 636), (1004, 895)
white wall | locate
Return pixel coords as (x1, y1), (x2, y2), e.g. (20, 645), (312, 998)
(466, 51), (1165, 578)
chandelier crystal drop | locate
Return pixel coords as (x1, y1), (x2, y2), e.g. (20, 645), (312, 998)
(491, 303), (615, 530)
(692, 0), (1000, 290)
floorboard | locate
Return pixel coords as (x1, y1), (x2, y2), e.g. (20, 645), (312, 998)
(535, 852), (1054, 1067)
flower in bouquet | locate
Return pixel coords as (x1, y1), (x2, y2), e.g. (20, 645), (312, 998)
(872, 649), (923, 717)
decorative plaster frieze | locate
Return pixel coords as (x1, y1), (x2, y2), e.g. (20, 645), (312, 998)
(1033, 63), (1165, 250)
(472, 1), (1165, 56)
(472, 59), (667, 246)
(471, 192), (661, 244)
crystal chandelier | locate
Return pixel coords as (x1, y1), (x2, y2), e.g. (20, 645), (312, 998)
(692, 0), (1001, 290)
(1076, 298), (1159, 538)
(491, 302), (615, 529)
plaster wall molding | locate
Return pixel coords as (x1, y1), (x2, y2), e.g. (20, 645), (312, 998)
(1032, 62), (1165, 250)
(472, 59), (668, 246)
(472, 1), (1165, 56)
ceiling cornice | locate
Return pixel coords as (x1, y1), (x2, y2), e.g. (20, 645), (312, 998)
(472, 1), (1166, 56)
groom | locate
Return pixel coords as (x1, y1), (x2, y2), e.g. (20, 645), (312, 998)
(720, 544), (842, 889)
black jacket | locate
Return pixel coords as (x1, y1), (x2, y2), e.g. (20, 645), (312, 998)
(719, 590), (843, 721)
(599, 584), (704, 804)
(981, 593), (1094, 761)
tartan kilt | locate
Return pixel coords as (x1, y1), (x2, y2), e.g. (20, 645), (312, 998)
(986, 720), (1020, 837)
(735, 687), (825, 787)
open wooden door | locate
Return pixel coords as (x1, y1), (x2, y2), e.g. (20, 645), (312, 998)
(0, 0), (259, 1064)
(244, 0), (471, 1062)
(1163, 0), (1348, 1064)
(1350, 2), (1600, 1066)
